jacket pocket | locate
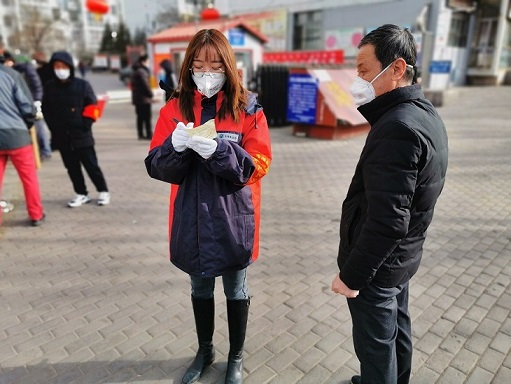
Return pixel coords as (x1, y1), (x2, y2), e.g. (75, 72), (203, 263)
(340, 198), (361, 248)
(223, 214), (255, 267)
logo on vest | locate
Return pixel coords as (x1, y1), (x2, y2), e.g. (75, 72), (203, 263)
(217, 132), (240, 143)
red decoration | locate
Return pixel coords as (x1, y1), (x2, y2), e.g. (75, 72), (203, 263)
(201, 6), (220, 20)
(86, 0), (109, 15)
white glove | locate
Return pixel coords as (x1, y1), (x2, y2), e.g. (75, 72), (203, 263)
(34, 100), (43, 120)
(171, 122), (193, 152)
(188, 135), (218, 159)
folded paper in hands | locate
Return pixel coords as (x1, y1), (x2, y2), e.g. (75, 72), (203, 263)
(186, 119), (217, 139)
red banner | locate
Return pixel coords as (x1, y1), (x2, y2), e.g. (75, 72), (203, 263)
(263, 50), (344, 65)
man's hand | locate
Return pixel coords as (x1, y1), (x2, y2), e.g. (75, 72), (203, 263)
(331, 274), (359, 298)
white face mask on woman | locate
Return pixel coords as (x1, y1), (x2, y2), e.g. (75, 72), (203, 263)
(349, 62), (393, 106)
(192, 72), (226, 98)
(54, 68), (71, 80)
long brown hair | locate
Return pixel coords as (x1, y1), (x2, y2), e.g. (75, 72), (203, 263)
(177, 29), (247, 123)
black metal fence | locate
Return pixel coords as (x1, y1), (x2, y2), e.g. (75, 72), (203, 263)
(255, 65), (290, 127)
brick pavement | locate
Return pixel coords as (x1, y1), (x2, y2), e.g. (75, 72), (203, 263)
(0, 86), (510, 383)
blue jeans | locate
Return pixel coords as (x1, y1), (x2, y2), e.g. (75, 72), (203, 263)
(347, 281), (412, 384)
(35, 119), (52, 158)
(190, 269), (249, 300)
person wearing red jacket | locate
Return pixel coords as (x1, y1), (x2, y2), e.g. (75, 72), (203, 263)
(145, 29), (272, 384)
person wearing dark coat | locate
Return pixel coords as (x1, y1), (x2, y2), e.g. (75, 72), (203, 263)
(3, 51), (52, 160)
(42, 50), (110, 208)
(331, 25), (448, 384)
(130, 54), (153, 140)
(158, 58), (176, 102)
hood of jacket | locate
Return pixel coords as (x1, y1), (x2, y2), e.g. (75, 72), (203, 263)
(159, 59), (173, 74)
(50, 51), (75, 78)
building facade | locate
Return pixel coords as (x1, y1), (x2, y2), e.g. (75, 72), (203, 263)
(210, 0), (511, 87)
(0, 0), (125, 59)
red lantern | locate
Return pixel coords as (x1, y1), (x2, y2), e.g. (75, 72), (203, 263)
(86, 0), (109, 15)
(201, 5), (220, 21)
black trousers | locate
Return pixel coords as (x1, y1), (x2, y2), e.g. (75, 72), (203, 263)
(135, 103), (152, 139)
(347, 281), (412, 384)
(60, 146), (108, 195)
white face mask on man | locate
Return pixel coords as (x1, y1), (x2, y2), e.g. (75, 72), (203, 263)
(192, 72), (226, 98)
(349, 62), (393, 106)
(54, 68), (71, 80)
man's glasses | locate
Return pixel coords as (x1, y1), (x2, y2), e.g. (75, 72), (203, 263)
(190, 66), (225, 79)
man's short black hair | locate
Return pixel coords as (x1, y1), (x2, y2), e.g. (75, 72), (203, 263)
(359, 24), (417, 84)
(2, 50), (15, 63)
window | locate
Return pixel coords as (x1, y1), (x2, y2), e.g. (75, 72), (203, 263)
(293, 11), (323, 50)
(448, 12), (469, 47)
(3, 15), (12, 27)
(499, 20), (511, 68)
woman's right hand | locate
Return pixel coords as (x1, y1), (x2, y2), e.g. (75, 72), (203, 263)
(171, 122), (192, 152)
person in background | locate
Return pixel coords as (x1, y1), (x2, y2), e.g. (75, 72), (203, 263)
(0, 52), (45, 226)
(331, 24), (448, 384)
(3, 50), (52, 161)
(32, 51), (55, 87)
(145, 29), (272, 384)
(158, 58), (176, 102)
(130, 54), (153, 140)
(42, 50), (110, 208)
(78, 60), (87, 78)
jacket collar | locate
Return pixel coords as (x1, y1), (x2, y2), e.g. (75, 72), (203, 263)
(358, 84), (424, 126)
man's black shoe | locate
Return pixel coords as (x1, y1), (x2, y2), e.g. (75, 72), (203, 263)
(31, 213), (45, 227)
(351, 375), (361, 384)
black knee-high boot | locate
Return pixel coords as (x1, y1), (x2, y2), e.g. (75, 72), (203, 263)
(225, 298), (250, 384)
(182, 297), (215, 384)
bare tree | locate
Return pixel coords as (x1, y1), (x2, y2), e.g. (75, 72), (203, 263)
(8, 5), (67, 54)
(153, 4), (180, 32)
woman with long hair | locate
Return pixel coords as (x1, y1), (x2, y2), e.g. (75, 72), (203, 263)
(145, 29), (272, 384)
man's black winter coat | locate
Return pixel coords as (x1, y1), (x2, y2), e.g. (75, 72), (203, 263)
(338, 84), (448, 290)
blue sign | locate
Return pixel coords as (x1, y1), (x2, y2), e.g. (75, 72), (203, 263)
(286, 74), (318, 124)
(429, 60), (452, 74)
(228, 28), (245, 46)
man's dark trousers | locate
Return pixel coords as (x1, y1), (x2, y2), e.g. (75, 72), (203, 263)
(347, 281), (412, 384)
(135, 103), (152, 139)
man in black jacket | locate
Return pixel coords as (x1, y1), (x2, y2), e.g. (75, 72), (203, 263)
(42, 51), (110, 208)
(331, 25), (448, 384)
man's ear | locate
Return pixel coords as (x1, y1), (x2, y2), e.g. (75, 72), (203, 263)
(392, 58), (408, 81)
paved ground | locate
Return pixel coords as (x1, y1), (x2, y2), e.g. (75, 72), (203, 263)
(0, 83), (510, 384)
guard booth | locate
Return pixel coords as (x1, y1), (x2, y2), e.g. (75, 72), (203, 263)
(259, 49), (370, 138)
(147, 19), (268, 90)
(288, 67), (370, 140)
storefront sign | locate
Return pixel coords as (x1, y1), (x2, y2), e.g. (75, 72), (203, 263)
(228, 28), (245, 46)
(429, 60), (452, 74)
(263, 50), (344, 65)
